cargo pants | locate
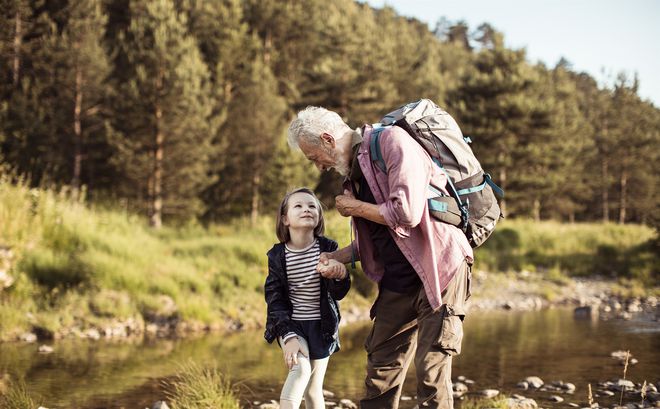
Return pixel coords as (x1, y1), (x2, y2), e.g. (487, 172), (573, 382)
(360, 261), (471, 409)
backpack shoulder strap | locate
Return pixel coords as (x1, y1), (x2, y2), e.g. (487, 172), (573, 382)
(369, 125), (388, 173)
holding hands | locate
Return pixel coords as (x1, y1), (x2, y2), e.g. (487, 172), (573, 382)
(317, 252), (347, 280)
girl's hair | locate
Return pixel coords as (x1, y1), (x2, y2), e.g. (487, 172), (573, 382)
(276, 187), (325, 243)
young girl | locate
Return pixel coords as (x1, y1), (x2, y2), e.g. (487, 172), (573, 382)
(264, 187), (351, 409)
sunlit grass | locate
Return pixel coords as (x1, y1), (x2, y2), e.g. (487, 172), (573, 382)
(0, 377), (41, 409)
(165, 362), (240, 409)
(0, 177), (657, 340)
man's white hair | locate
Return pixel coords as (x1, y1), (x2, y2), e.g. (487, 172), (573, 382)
(287, 106), (349, 149)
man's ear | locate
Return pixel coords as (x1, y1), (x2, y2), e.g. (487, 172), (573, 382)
(320, 132), (336, 149)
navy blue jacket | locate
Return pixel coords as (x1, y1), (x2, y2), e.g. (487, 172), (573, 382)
(264, 236), (351, 349)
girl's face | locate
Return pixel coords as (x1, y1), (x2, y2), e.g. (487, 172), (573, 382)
(283, 192), (320, 231)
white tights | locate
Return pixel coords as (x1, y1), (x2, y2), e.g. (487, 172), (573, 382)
(279, 337), (329, 409)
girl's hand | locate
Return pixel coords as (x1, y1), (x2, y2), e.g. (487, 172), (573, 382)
(318, 258), (347, 280)
(282, 337), (307, 369)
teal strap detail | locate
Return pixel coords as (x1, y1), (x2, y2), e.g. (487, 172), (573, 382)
(456, 182), (486, 196)
(485, 174), (505, 198)
(428, 199), (448, 212)
(370, 127), (387, 173)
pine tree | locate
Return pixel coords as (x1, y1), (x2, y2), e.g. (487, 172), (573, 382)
(449, 31), (537, 216)
(112, 0), (213, 227)
(57, 0), (111, 196)
(204, 55), (287, 223)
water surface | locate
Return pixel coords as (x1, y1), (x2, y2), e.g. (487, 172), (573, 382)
(1, 308), (657, 408)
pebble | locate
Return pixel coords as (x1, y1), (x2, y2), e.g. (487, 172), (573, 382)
(569, 403), (580, 407)
(151, 402), (170, 409)
(549, 395), (564, 403)
(525, 376), (544, 389)
(38, 345), (54, 354)
(518, 381), (530, 390)
(480, 389), (500, 398)
(505, 397), (538, 409)
(453, 382), (469, 393)
(323, 389), (335, 398)
(20, 332), (37, 343)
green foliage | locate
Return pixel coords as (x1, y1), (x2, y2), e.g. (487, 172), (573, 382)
(0, 377), (41, 409)
(165, 362), (240, 409)
(475, 220), (657, 279)
(0, 0), (658, 226)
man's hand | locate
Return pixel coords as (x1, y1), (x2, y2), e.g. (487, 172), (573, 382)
(335, 189), (360, 217)
(318, 258), (347, 279)
(282, 337), (307, 370)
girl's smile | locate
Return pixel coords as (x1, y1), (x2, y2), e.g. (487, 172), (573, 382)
(284, 192), (320, 230)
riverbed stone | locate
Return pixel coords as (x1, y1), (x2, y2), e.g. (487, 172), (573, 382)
(454, 382), (469, 393)
(549, 395), (564, 402)
(611, 350), (633, 361)
(20, 332), (37, 343)
(323, 389), (335, 398)
(646, 391), (660, 403)
(505, 397), (538, 409)
(525, 377), (544, 389)
(568, 403), (580, 407)
(151, 401), (170, 409)
(609, 379), (636, 391)
(258, 402), (278, 409)
(84, 328), (101, 340)
(481, 389), (500, 398)
(38, 344), (54, 353)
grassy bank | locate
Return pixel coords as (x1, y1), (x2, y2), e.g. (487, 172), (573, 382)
(0, 179), (657, 341)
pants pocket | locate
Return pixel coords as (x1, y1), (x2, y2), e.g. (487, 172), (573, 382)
(437, 304), (465, 356)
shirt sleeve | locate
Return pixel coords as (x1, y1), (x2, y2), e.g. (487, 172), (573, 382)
(376, 127), (433, 236)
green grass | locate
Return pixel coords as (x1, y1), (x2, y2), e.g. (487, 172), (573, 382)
(475, 219), (658, 285)
(0, 177), (657, 340)
(165, 362), (240, 409)
(0, 377), (41, 409)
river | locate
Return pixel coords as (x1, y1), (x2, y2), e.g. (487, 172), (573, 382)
(1, 308), (658, 408)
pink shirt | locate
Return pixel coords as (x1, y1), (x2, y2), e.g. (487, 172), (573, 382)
(345, 125), (473, 310)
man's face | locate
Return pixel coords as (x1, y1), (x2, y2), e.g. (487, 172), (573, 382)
(299, 135), (350, 176)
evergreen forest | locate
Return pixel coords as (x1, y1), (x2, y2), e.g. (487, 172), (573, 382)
(1, 0), (658, 228)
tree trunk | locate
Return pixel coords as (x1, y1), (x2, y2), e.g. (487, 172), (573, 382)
(72, 57), (83, 197)
(251, 171), (261, 226)
(601, 157), (609, 222)
(532, 198), (541, 222)
(264, 30), (272, 64)
(150, 70), (164, 228)
(13, 9), (22, 86)
(619, 167), (628, 224)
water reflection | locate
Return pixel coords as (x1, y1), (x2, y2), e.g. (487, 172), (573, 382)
(1, 308), (657, 408)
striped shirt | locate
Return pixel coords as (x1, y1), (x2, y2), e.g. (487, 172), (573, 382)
(285, 239), (321, 320)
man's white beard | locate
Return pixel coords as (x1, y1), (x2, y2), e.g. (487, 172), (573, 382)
(333, 156), (350, 176)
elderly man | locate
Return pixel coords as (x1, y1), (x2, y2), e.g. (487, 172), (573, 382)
(287, 106), (474, 409)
